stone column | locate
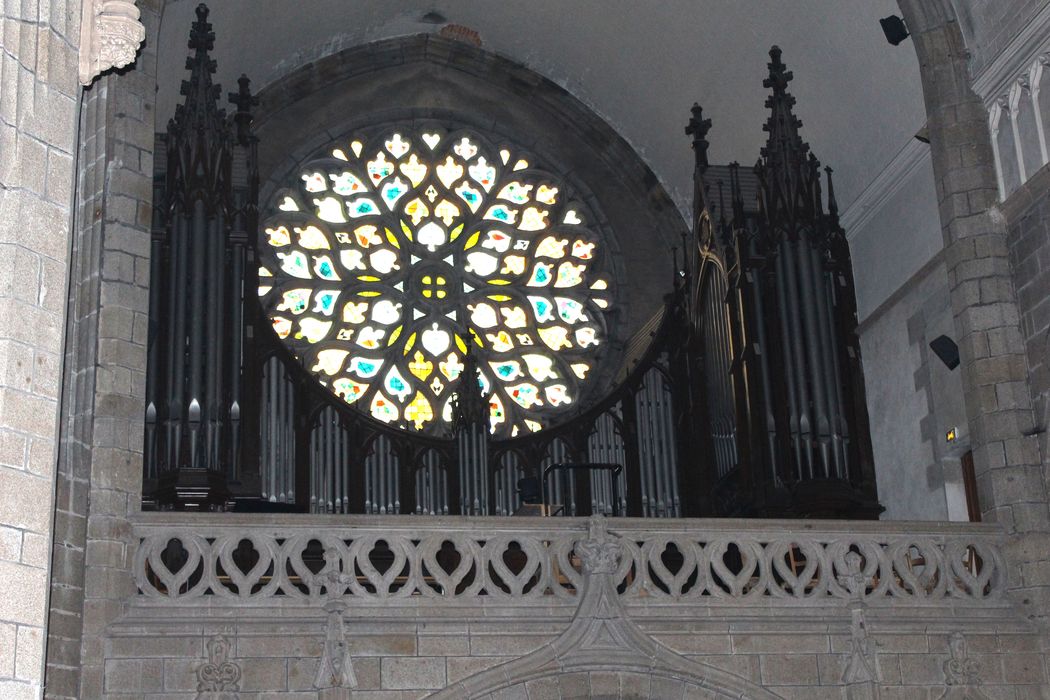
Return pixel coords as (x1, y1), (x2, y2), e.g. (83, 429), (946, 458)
(899, 0), (1050, 629)
(43, 1), (156, 694)
(0, 1), (85, 697)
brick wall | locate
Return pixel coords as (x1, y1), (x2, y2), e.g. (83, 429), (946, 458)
(0, 1), (80, 697)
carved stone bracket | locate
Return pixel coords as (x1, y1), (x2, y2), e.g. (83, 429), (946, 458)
(195, 634), (242, 699)
(79, 0), (146, 85)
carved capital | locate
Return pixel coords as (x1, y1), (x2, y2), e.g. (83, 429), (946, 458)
(79, 0), (146, 85)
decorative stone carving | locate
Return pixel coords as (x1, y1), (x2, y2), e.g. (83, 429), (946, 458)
(79, 0), (146, 85)
(576, 514), (622, 575)
(842, 608), (880, 700)
(132, 518), (1007, 605)
(428, 515), (784, 700)
(195, 635), (241, 699)
(314, 600), (357, 690)
(937, 633), (991, 700)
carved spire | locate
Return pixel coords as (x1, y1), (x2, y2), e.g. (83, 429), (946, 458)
(172, 4), (226, 136)
(760, 46), (809, 172)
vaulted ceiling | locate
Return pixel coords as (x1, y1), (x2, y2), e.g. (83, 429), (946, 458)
(156, 0), (926, 219)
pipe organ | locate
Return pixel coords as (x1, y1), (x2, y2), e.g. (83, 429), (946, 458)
(144, 10), (879, 519)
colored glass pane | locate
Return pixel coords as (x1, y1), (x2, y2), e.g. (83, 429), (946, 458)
(258, 126), (613, 437)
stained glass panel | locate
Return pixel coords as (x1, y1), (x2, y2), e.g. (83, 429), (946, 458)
(258, 127), (613, 437)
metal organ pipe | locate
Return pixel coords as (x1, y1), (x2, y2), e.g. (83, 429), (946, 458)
(746, 259), (778, 477)
(813, 250), (849, 479)
(778, 239), (813, 479)
(794, 234), (832, 478)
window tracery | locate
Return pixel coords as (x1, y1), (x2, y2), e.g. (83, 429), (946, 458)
(258, 127), (613, 438)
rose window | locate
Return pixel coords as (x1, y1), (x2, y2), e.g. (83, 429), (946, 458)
(257, 127), (614, 438)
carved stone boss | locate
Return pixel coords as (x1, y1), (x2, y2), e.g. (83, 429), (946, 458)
(79, 0), (146, 85)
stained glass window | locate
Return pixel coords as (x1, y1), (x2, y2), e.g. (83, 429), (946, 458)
(258, 128), (613, 438)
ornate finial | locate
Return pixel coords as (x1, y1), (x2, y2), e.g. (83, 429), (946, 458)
(188, 4), (216, 55)
(825, 166), (840, 221)
(576, 515), (621, 575)
(763, 46), (793, 95)
(685, 102), (713, 170)
(195, 634), (241, 695)
(174, 3), (225, 134)
(229, 74), (259, 146)
(760, 45), (809, 168)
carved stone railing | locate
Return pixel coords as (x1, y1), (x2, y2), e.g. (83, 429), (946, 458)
(129, 514), (1008, 612)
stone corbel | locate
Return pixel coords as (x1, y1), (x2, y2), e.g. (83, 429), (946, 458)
(79, 0), (146, 85)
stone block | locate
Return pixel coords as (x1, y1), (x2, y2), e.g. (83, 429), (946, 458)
(418, 634), (469, 656)
(898, 652), (946, 685)
(656, 632), (733, 655)
(0, 561), (46, 626)
(162, 658), (199, 692)
(109, 635), (201, 659)
(524, 676), (561, 700)
(18, 531), (46, 568)
(555, 670), (589, 698)
(589, 670), (619, 696)
(618, 671), (650, 698)
(468, 632), (548, 656)
(0, 680), (37, 700)
(380, 656), (445, 690)
(760, 654), (819, 686)
(1002, 652), (1047, 684)
(650, 674), (686, 700)
(103, 658), (164, 693)
(14, 625), (43, 682)
(240, 657), (288, 691)
(0, 621), (15, 677)
(446, 655), (504, 684)
(732, 633), (831, 654)
(0, 525), (20, 563)
(491, 683), (528, 699)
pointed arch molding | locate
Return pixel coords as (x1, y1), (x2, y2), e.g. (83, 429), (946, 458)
(79, 0), (146, 85)
(429, 516), (784, 700)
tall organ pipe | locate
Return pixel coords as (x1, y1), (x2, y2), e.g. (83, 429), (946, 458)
(794, 234), (833, 478)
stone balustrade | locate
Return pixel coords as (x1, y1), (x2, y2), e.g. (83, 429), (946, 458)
(131, 514), (1007, 609)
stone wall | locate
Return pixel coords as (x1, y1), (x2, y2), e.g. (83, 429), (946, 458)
(43, 1), (160, 697)
(0, 1), (81, 697)
(98, 514), (1047, 699)
(1003, 165), (1050, 459)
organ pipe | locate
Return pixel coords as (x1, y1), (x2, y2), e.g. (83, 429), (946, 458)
(145, 5), (258, 508)
(696, 46), (879, 517)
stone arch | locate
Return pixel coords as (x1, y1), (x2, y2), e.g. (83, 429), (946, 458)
(429, 517), (783, 700)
